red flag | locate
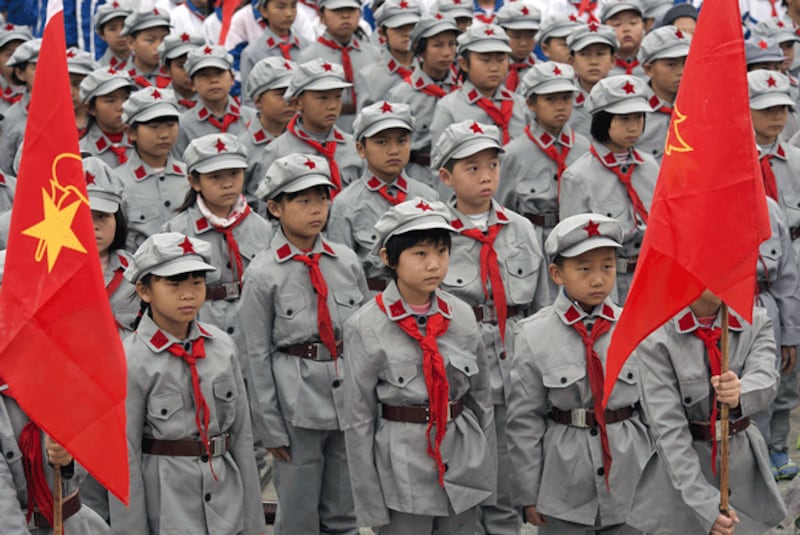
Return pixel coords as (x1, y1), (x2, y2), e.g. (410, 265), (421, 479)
(0, 0), (129, 503)
(603, 0), (771, 405)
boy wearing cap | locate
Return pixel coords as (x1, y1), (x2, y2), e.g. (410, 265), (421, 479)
(343, 198), (496, 535)
(627, 290), (786, 535)
(559, 75), (658, 303)
(94, 0), (133, 71)
(506, 213), (650, 535)
(328, 100), (439, 288)
(434, 120), (549, 535)
(638, 25), (691, 163)
(661, 3), (698, 35)
(0, 24), (33, 113)
(261, 58), (364, 196)
(430, 24), (528, 148)
(499, 63), (590, 240)
(434, 0), (474, 32)
(158, 33), (204, 112)
(122, 7), (172, 90)
(67, 48), (97, 140)
(239, 153), (368, 535)
(355, 0), (421, 111)
(566, 22), (618, 138)
(537, 16), (582, 64)
(118, 88), (189, 250)
(79, 67), (136, 170)
(495, 1), (541, 93)
(386, 14), (460, 188)
(175, 45), (257, 158)
(0, 38), (39, 174)
(109, 232), (266, 535)
(602, 0), (646, 78)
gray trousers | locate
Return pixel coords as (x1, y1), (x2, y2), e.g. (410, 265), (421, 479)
(274, 424), (358, 535)
(538, 518), (641, 535)
(769, 367), (800, 451)
(376, 506), (478, 535)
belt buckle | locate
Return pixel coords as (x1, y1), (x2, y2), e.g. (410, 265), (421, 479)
(223, 282), (240, 301)
(479, 304), (498, 324)
(313, 342), (332, 361)
(446, 401), (455, 422)
(210, 433), (228, 456)
(571, 408), (589, 428)
(544, 212), (559, 227)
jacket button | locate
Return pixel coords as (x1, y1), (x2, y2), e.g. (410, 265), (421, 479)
(444, 463), (449, 472)
(5, 450), (12, 459)
(286, 309), (293, 315)
(560, 377), (567, 384)
(349, 299), (354, 305)
(517, 268), (523, 274)
(204, 493), (211, 502)
(139, 215), (146, 221)
(590, 428), (598, 436)
(332, 380), (342, 388)
(226, 262), (231, 268)
(183, 342), (190, 351)
(606, 212), (613, 217)
(161, 408), (168, 415)
(553, 174), (558, 181)
(464, 366), (470, 373)
(398, 376), (404, 383)
(530, 188), (536, 193)
(164, 201), (171, 207)
(684, 396), (692, 404)
(771, 249), (777, 255)
(226, 391), (233, 398)
(620, 166), (628, 173)
(417, 316), (427, 326)
(159, 176), (165, 181)
(499, 352), (507, 360)
(456, 278), (463, 284)
(227, 327), (234, 334)
(201, 454), (209, 462)
(597, 467), (604, 476)
(627, 372), (634, 380)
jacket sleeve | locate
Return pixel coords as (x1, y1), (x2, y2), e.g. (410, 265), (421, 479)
(558, 163), (591, 221)
(738, 309), (780, 417)
(467, 320), (498, 506)
(0, 404), (27, 535)
(768, 208), (800, 347)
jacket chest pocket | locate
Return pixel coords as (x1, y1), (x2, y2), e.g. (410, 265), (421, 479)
(275, 294), (307, 320)
(213, 375), (239, 431)
(676, 378), (711, 417)
(447, 352), (479, 395)
(443, 261), (480, 294)
(382, 363), (421, 391)
(146, 391), (185, 437)
(333, 288), (363, 325)
(609, 365), (640, 408)
(504, 254), (539, 304)
(543, 364), (586, 408)
(758, 238), (781, 281)
(0, 432), (21, 471)
(353, 219), (380, 253)
(125, 197), (162, 229)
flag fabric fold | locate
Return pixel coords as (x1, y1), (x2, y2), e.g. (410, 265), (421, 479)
(0, 0), (129, 504)
(603, 0), (772, 405)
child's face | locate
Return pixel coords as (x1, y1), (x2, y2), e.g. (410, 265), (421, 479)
(296, 89), (343, 133)
(267, 187), (330, 249)
(357, 128), (411, 182)
(257, 88), (296, 127)
(548, 247), (616, 312)
(0, 40), (23, 82)
(751, 105), (789, 144)
(128, 27), (169, 70)
(689, 289), (722, 317)
(136, 274), (206, 338)
(439, 148), (500, 213)
(382, 240), (449, 305)
(15, 63), (36, 90)
(505, 29), (536, 62)
(570, 44), (614, 86)
(528, 92), (573, 134)
(92, 210), (117, 255)
(89, 87), (130, 132)
(606, 10), (644, 57)
(69, 73), (86, 110)
(99, 17), (129, 56)
(383, 23), (415, 55)
(192, 67), (234, 105)
(455, 17), (472, 33)
(459, 52), (508, 93)
(606, 113), (644, 151)
(321, 7), (360, 42)
(780, 41), (796, 72)
(420, 31), (457, 79)
(128, 118), (179, 162)
(643, 56), (685, 100)
(190, 168), (245, 217)
(260, 0), (298, 36)
(541, 37), (570, 64)
(167, 55), (193, 93)
(672, 16), (696, 36)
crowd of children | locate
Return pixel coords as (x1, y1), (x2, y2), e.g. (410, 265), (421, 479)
(0, 0), (799, 534)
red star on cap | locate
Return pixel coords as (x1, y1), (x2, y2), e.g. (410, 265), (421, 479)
(415, 200), (432, 211)
(322, 62), (333, 71)
(399, 0), (409, 7)
(453, 0), (462, 5)
(107, 67), (117, 74)
(778, 21), (785, 28)
(112, 0), (120, 7)
(284, 61), (292, 70)
(153, 7), (160, 15)
(66, 49), (76, 58)
(588, 21), (599, 32)
(767, 76), (777, 87)
(203, 45), (213, 54)
(758, 39), (769, 49)
(622, 81), (635, 94)
(380, 101), (393, 113)
(151, 89), (162, 99)
(521, 6), (529, 15)
(553, 65), (562, 75)
(4, 24), (13, 30)
(434, 12), (443, 19)
(304, 158), (316, 169)
(215, 137), (227, 152)
(484, 28), (495, 36)
(470, 121), (484, 133)
(583, 219), (600, 237)
(569, 14), (578, 21)
(85, 171), (96, 185)
(675, 29), (684, 39)
(180, 32), (190, 42)
(179, 236), (195, 254)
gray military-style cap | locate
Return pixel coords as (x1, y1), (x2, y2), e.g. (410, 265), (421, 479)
(256, 153), (335, 200)
(640, 0), (672, 20)
(751, 18), (800, 45)
(537, 16), (582, 45)
(318, 0), (361, 10)
(545, 214), (623, 259)
(434, 0), (474, 20)
(84, 156), (124, 214)
(567, 22), (619, 52)
(431, 120), (505, 169)
(372, 197), (455, 254)
(374, 0), (422, 28)
(158, 33), (205, 62)
(185, 44), (234, 77)
(246, 57), (295, 101)
(122, 87), (181, 125)
(745, 37), (785, 66)
(93, 0), (132, 32)
(0, 24), (33, 48)
(283, 59), (352, 100)
(66, 47), (97, 76)
(124, 232), (217, 283)
(80, 66), (135, 102)
(495, 2), (541, 31)
(638, 25), (690, 64)
(120, 6), (171, 37)
(353, 100), (415, 140)
(183, 133), (249, 174)
(410, 14), (459, 49)
(6, 38), (41, 67)
(748, 70), (796, 110)
(457, 23), (511, 55)
(586, 75), (652, 115)
(519, 62), (578, 98)
(601, 0), (644, 22)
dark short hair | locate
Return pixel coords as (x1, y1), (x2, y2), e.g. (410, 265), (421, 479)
(110, 209), (129, 251)
(383, 228), (451, 278)
(590, 110), (646, 143)
(267, 184), (331, 220)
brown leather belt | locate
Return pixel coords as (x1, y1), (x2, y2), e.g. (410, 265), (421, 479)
(616, 256), (638, 274)
(409, 150), (431, 167)
(757, 280), (769, 294)
(523, 212), (559, 228)
(142, 433), (230, 457)
(472, 304), (523, 324)
(263, 500), (277, 525)
(791, 226), (800, 241)
(689, 417), (750, 442)
(382, 399), (464, 424)
(33, 491), (81, 528)
(547, 406), (637, 428)
(367, 277), (387, 292)
(205, 281), (241, 301)
(279, 340), (344, 361)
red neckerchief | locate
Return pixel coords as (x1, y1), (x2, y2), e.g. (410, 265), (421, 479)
(506, 61), (531, 92)
(376, 293), (451, 486)
(571, 317), (613, 485)
(760, 154), (780, 201)
(130, 66), (172, 89)
(109, 144), (129, 165)
(292, 253), (338, 362)
(108, 55), (128, 71)
(366, 175), (407, 205)
(576, 0), (599, 23)
(209, 202), (252, 285)
(264, 34), (299, 60)
(18, 422), (54, 526)
(198, 103), (242, 133)
(474, 13), (495, 23)
(317, 36), (359, 108)
(525, 125), (573, 187)
(178, 97), (197, 109)
(615, 57), (639, 75)
(693, 327), (723, 474)
(409, 70), (457, 98)
(590, 145), (649, 224)
(769, 0), (779, 17)
(474, 95), (514, 144)
(0, 84), (22, 105)
(386, 57), (413, 82)
(106, 267), (125, 297)
(286, 114), (342, 195)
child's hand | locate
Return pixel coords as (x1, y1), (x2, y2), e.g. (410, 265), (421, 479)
(523, 505), (546, 526)
(44, 435), (73, 467)
(268, 446), (291, 462)
(710, 510), (739, 535)
(781, 346), (797, 374)
(710, 371), (741, 408)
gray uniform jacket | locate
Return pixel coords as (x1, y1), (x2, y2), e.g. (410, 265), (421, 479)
(628, 306), (786, 535)
(0, 77), (24, 115)
(637, 90), (672, 163)
(0, 171), (16, 215)
(430, 80), (529, 149)
(441, 199), (550, 404)
(567, 88), (591, 139)
(239, 117), (278, 204)
(78, 125), (135, 171)
(506, 291), (651, 527)
(342, 282), (498, 527)
(109, 314), (265, 535)
(355, 52), (419, 112)
(106, 250), (139, 335)
(762, 141), (800, 261)
(0, 93), (28, 174)
(162, 203), (273, 336)
(118, 152), (190, 250)
(237, 229), (369, 449)
(327, 171), (439, 280)
(175, 98), (257, 158)
(0, 393), (110, 535)
(239, 28), (307, 95)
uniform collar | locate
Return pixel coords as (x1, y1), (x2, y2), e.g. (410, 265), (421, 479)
(90, 127), (133, 154)
(409, 67), (459, 91)
(554, 288), (618, 326)
(448, 198), (510, 231)
(463, 80), (514, 103)
(263, 26), (301, 49)
(364, 172), (408, 193)
(646, 86), (674, 114)
(272, 227), (337, 263)
(129, 151), (186, 182)
(529, 121), (574, 149)
(379, 279), (453, 321)
(385, 53), (418, 74)
(592, 142), (644, 168)
(759, 142), (787, 160)
(196, 97), (242, 122)
(574, 87), (588, 106)
(511, 54), (536, 68)
(136, 312), (214, 354)
(109, 250), (131, 272)
(674, 307), (745, 334)
(248, 116), (278, 145)
(291, 116), (346, 144)
(320, 31), (361, 50)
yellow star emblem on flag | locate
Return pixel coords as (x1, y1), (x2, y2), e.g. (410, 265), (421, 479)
(664, 105), (694, 157)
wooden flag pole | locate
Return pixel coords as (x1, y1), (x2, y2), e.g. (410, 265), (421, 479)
(719, 303), (730, 516)
(53, 465), (63, 534)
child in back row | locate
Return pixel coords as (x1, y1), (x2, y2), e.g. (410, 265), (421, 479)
(603, 0), (646, 78)
(536, 16), (581, 65)
(121, 7), (172, 90)
(495, 1), (540, 93)
(0, 38), (39, 175)
(94, 0), (132, 71)
(0, 24), (32, 113)
(158, 33), (205, 112)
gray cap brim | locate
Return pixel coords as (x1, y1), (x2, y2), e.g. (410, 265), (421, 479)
(360, 118), (413, 138)
(286, 77), (352, 99)
(189, 58), (231, 76)
(248, 78), (292, 100)
(193, 154), (249, 174)
(163, 43), (198, 60)
(642, 43), (689, 64)
(446, 8), (474, 18)
(499, 20), (540, 30)
(383, 13), (422, 27)
(258, 174), (336, 200)
(602, 5), (643, 21)
(450, 137), (505, 160)
(559, 236), (621, 258)
(751, 92), (796, 110)
(0, 32), (32, 48)
(602, 98), (653, 114)
(148, 256), (217, 277)
(89, 194), (121, 214)
(524, 79), (578, 97)
(569, 35), (618, 52)
(121, 19), (171, 36)
(464, 41), (512, 54)
(322, 0), (362, 9)
(82, 77), (133, 103)
(126, 102), (180, 124)
(371, 216), (456, 254)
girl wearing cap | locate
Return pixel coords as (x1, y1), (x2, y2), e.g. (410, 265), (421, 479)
(342, 197), (496, 535)
(79, 68), (136, 170)
(238, 153), (368, 535)
(108, 232), (265, 535)
(559, 74), (658, 303)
